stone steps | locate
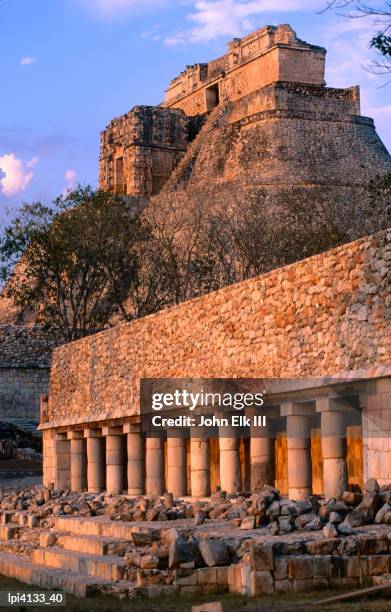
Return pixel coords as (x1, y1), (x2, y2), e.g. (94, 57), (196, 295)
(55, 516), (139, 540)
(0, 550), (132, 597)
(32, 547), (126, 581)
(163, 105), (224, 191)
(0, 524), (19, 540)
(57, 533), (111, 556)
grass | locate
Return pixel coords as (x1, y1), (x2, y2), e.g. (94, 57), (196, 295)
(0, 577), (390, 612)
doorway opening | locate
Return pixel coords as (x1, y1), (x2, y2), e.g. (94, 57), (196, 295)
(205, 83), (220, 111)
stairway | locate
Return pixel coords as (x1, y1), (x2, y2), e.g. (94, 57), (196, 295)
(0, 513), (140, 598)
(163, 104), (227, 193)
(0, 418), (41, 437)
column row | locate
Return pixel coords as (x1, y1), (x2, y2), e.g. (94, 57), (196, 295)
(62, 426), (275, 497)
(58, 397), (352, 499)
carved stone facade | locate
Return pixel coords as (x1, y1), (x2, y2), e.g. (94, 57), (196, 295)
(163, 24), (326, 114)
(99, 106), (190, 196)
(99, 24), (391, 201)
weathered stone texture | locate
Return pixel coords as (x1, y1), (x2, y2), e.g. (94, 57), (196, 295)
(0, 368), (49, 420)
(166, 83), (390, 196)
(0, 326), (60, 420)
(163, 25), (326, 114)
(45, 228), (391, 428)
(99, 106), (190, 196)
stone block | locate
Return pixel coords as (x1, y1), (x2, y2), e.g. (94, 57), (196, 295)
(249, 570), (274, 595)
(306, 539), (340, 556)
(174, 570), (198, 586)
(27, 515), (39, 528)
(241, 516), (255, 530)
(39, 532), (57, 548)
(169, 537), (198, 569)
(199, 540), (229, 568)
(330, 557), (345, 579)
(238, 564), (251, 595)
(288, 557), (313, 580)
(323, 523), (338, 539)
(368, 555), (390, 575)
(216, 566), (229, 585)
(275, 579), (292, 592)
(131, 527), (155, 546)
(197, 568), (217, 585)
(250, 543), (274, 571)
(274, 558), (288, 580)
(313, 556), (332, 578)
(359, 536), (388, 555)
(227, 565), (240, 593)
(139, 569), (169, 587)
(345, 556), (368, 579)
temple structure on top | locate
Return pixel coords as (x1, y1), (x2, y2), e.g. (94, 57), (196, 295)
(99, 24), (390, 205)
(162, 24), (326, 115)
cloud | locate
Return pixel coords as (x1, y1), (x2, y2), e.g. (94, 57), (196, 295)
(64, 169), (77, 193)
(164, 0), (323, 45)
(323, 17), (379, 87)
(0, 154), (38, 197)
(77, 0), (170, 18)
(20, 57), (36, 66)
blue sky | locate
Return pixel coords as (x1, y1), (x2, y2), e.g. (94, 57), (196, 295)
(0, 0), (390, 222)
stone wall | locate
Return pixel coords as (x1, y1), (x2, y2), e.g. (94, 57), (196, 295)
(0, 326), (60, 421)
(45, 228), (391, 429)
(99, 106), (190, 196)
(135, 534), (391, 597)
(0, 368), (50, 420)
(172, 82), (390, 194)
(163, 24), (326, 115)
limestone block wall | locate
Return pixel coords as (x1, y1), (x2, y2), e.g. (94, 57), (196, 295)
(45, 228), (391, 429)
(0, 367), (49, 420)
(99, 106), (189, 195)
(164, 24), (326, 114)
(0, 325), (60, 421)
(181, 88), (390, 192)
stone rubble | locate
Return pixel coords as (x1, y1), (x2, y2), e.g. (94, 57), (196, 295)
(2, 479), (391, 538)
(0, 479), (391, 599)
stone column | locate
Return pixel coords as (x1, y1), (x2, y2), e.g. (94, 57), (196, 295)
(317, 398), (349, 498)
(249, 411), (275, 491)
(123, 423), (145, 495)
(281, 402), (313, 500)
(103, 426), (124, 496)
(54, 434), (71, 491)
(190, 431), (210, 497)
(219, 421), (242, 494)
(363, 378), (391, 486)
(68, 431), (87, 492)
(85, 429), (105, 493)
(167, 435), (187, 497)
(145, 437), (165, 496)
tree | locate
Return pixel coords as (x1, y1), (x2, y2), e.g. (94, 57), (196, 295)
(0, 187), (150, 341)
(324, 1), (391, 75)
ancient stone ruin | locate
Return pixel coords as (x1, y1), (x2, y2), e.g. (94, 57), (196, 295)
(0, 24), (391, 601)
(100, 22), (390, 214)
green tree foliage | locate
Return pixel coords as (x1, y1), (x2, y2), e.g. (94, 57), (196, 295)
(0, 187), (150, 341)
(1, 176), (390, 342)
